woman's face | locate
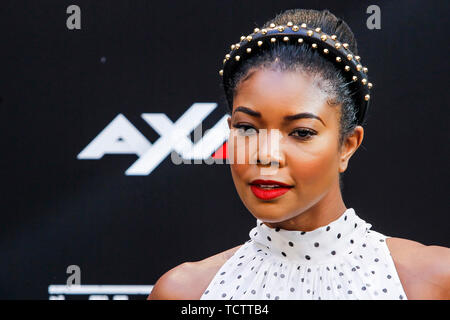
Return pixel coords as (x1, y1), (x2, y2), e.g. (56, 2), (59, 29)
(227, 68), (363, 229)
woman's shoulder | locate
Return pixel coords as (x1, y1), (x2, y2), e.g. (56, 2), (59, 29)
(386, 237), (450, 299)
(147, 244), (243, 300)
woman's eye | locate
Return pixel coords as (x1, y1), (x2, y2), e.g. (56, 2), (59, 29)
(233, 124), (258, 136)
(290, 129), (316, 140)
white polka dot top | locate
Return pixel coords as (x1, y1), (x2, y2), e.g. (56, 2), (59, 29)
(200, 208), (407, 300)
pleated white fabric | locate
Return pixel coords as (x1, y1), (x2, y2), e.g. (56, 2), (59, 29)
(201, 208), (407, 300)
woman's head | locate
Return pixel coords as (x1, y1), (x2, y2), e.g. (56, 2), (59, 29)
(224, 9), (365, 228)
(225, 9), (362, 150)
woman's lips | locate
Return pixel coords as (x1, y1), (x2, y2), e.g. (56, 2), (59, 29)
(249, 179), (293, 200)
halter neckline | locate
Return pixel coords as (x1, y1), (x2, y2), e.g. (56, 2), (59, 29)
(249, 208), (371, 264)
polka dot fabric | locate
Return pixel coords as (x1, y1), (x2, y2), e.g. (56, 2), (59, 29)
(200, 208), (407, 300)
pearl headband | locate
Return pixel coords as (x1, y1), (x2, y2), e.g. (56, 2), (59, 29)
(219, 22), (372, 125)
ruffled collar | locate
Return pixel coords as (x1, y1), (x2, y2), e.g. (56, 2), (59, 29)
(249, 208), (371, 264)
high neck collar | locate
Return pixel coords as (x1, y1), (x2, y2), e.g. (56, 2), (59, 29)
(248, 208), (371, 265)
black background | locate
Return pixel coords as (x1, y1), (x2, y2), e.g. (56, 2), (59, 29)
(1, 0), (449, 299)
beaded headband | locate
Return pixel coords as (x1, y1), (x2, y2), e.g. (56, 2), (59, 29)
(219, 22), (373, 125)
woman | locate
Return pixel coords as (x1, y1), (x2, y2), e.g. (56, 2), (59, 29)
(148, 8), (450, 300)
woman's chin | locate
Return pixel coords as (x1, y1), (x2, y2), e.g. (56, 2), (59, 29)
(248, 209), (291, 224)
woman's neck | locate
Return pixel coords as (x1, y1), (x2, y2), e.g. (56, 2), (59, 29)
(263, 183), (347, 232)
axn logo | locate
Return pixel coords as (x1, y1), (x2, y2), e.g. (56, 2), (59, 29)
(77, 103), (229, 175)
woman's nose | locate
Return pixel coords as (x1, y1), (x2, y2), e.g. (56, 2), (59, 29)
(256, 129), (285, 168)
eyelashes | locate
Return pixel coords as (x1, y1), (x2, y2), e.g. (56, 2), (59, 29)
(290, 128), (317, 140)
(233, 124), (258, 136)
(232, 124), (317, 140)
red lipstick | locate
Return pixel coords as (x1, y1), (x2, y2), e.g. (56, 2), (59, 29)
(249, 179), (293, 200)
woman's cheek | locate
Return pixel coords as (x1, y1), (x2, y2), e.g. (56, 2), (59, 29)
(230, 163), (252, 208)
(230, 163), (247, 183)
(287, 138), (338, 187)
(228, 131), (251, 165)
(228, 133), (250, 188)
(228, 130), (261, 168)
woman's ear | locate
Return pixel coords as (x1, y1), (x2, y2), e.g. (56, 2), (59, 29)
(339, 126), (364, 173)
(227, 116), (231, 129)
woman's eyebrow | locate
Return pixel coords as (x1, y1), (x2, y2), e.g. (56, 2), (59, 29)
(284, 112), (326, 127)
(233, 106), (325, 127)
(233, 106), (261, 117)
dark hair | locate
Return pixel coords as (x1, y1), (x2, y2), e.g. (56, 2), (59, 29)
(222, 9), (362, 190)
